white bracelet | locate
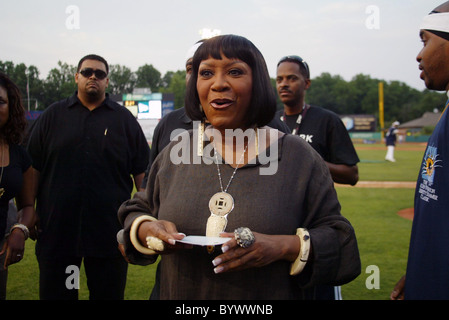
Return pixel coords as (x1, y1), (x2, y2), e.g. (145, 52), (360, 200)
(130, 215), (159, 255)
(290, 228), (310, 276)
(10, 223), (29, 240)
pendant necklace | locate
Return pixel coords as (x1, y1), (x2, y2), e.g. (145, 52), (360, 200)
(0, 145), (5, 198)
(206, 131), (254, 244)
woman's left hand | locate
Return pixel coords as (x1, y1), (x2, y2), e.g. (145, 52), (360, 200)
(211, 231), (300, 274)
(0, 229), (25, 268)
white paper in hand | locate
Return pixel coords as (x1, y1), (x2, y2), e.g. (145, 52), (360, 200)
(176, 235), (232, 247)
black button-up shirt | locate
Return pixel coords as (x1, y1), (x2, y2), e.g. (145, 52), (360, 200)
(27, 93), (150, 258)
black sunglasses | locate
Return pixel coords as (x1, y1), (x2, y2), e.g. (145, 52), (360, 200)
(79, 68), (108, 80)
(278, 55), (310, 79)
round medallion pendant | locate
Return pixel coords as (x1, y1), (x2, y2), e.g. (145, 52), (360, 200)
(208, 192), (234, 216)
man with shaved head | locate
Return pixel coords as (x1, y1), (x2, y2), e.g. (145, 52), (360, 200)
(391, 1), (449, 300)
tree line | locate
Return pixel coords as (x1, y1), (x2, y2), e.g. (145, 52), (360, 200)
(1, 60), (446, 127)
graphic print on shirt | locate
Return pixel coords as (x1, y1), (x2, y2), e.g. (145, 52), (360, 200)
(418, 145), (442, 203)
(298, 134), (313, 143)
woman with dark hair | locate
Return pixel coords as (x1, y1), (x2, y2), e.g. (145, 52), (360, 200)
(185, 34), (276, 128)
(118, 35), (360, 299)
(0, 72), (36, 299)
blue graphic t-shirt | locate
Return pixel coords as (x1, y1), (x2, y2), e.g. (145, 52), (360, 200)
(405, 99), (449, 300)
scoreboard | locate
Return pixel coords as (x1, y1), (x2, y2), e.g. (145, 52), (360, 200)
(122, 93), (174, 120)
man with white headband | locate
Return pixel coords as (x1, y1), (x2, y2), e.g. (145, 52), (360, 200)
(391, 1), (449, 300)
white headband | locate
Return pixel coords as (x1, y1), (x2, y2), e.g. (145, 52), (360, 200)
(420, 12), (449, 33)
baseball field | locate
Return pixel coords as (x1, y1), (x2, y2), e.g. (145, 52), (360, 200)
(4, 142), (425, 300)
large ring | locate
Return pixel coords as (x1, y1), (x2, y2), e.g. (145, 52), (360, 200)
(234, 227), (255, 248)
(146, 236), (165, 251)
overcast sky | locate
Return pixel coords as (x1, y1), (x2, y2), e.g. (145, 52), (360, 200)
(1, 0), (444, 91)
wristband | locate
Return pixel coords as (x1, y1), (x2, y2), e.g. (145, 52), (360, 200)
(290, 228), (310, 276)
(130, 215), (159, 255)
(10, 223), (29, 240)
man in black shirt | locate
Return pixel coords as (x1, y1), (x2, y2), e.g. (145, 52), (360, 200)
(275, 55), (360, 300)
(27, 54), (150, 300)
(276, 55), (359, 186)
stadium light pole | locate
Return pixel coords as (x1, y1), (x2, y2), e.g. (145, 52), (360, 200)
(379, 81), (384, 140)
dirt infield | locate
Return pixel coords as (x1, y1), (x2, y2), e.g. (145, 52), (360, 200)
(397, 207), (414, 221)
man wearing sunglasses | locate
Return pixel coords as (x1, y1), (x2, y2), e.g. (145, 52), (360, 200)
(26, 54), (150, 300)
(76, 63), (109, 109)
(276, 55), (360, 300)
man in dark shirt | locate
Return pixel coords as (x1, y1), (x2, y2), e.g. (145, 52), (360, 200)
(385, 121), (399, 162)
(275, 55), (360, 300)
(27, 54), (150, 300)
(391, 1), (449, 300)
(276, 55), (359, 186)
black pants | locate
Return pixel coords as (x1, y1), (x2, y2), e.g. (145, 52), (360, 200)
(38, 255), (128, 300)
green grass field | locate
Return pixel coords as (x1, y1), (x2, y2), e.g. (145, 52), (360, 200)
(337, 187), (414, 300)
(4, 142), (424, 300)
(355, 143), (425, 181)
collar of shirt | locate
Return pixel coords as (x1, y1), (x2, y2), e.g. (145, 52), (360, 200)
(200, 134), (283, 168)
(67, 91), (119, 111)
